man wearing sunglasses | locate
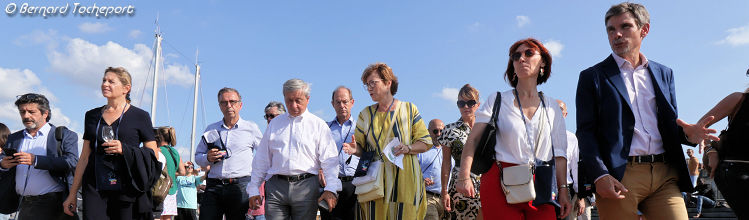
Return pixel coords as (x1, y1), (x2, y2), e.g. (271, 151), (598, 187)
(263, 101), (285, 124)
(195, 87), (263, 220)
(319, 86), (359, 220)
(418, 119), (453, 220)
(576, 3), (716, 219)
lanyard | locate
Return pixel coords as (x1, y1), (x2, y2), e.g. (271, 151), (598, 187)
(330, 120), (354, 165)
(513, 89), (545, 163)
(95, 103), (128, 148)
(372, 98), (395, 145)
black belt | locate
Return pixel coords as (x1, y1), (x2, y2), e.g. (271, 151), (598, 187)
(274, 173), (315, 182)
(339, 176), (355, 182)
(22, 191), (63, 201)
(207, 176), (249, 185)
(426, 191), (440, 197)
(628, 154), (666, 163)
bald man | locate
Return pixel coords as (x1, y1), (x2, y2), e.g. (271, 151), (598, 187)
(418, 119), (453, 220)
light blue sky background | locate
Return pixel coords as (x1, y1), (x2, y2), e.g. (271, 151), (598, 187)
(1, 1), (748, 161)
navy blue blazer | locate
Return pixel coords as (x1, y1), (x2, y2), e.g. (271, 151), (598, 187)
(576, 55), (694, 192)
(0, 124), (79, 194)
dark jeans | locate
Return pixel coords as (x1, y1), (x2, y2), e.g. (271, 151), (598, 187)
(81, 184), (136, 220)
(199, 176), (250, 220)
(175, 208), (197, 220)
(17, 191), (73, 220)
(714, 161), (749, 219)
(319, 179), (358, 220)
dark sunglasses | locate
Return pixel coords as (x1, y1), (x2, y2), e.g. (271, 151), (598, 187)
(431, 129), (442, 135)
(511, 49), (538, 61)
(264, 113), (279, 120)
(456, 100), (477, 108)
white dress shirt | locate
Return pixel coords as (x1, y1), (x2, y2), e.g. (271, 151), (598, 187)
(15, 123), (64, 196)
(475, 91), (567, 164)
(565, 131), (579, 192)
(248, 110), (341, 197)
(612, 53), (664, 156)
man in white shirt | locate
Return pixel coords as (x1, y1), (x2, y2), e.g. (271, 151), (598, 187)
(557, 100), (592, 220)
(576, 3), (717, 219)
(248, 79), (341, 219)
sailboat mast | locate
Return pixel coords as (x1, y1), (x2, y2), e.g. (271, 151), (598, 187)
(150, 33), (163, 126)
(190, 51), (200, 162)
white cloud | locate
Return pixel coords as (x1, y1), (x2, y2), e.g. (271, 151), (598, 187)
(516, 15), (530, 28)
(14, 29), (59, 47)
(434, 87), (460, 103)
(78, 22), (113, 34)
(718, 23), (749, 46)
(544, 39), (564, 58)
(468, 22), (482, 32)
(0, 67), (73, 131)
(129, 30), (142, 39)
(46, 38), (195, 106)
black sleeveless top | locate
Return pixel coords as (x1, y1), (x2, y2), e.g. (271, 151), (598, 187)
(721, 93), (749, 161)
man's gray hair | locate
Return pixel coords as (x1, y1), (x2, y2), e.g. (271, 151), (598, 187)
(282, 79), (310, 97)
(331, 86), (353, 101)
(264, 101), (286, 114)
(605, 2), (650, 28)
(217, 87), (242, 101)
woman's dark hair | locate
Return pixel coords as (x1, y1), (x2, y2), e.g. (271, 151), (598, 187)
(0, 122), (10, 147)
(504, 38), (553, 88)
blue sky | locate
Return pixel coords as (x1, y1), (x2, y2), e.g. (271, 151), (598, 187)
(1, 0), (748, 161)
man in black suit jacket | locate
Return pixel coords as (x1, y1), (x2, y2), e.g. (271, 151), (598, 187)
(0, 93), (78, 219)
(576, 3), (717, 220)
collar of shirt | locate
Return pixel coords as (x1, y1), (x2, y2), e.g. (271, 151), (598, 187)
(23, 123), (51, 139)
(612, 52), (649, 70)
(329, 115), (354, 128)
(221, 117), (248, 130)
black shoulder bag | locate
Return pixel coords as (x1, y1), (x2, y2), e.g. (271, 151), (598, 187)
(471, 92), (502, 174)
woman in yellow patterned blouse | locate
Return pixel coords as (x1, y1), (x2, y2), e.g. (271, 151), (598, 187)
(342, 62), (432, 220)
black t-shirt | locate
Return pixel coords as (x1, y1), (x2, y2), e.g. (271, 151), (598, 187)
(82, 105), (155, 198)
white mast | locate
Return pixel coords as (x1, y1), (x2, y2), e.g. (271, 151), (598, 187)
(150, 31), (163, 126)
(190, 50), (200, 162)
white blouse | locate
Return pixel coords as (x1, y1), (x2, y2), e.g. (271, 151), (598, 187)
(475, 90), (567, 164)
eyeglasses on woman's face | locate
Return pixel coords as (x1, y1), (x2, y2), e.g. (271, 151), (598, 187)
(511, 49), (539, 61)
(363, 79), (382, 90)
(456, 100), (477, 108)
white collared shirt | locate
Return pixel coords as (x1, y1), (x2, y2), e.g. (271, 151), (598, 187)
(612, 53), (664, 156)
(565, 131), (579, 191)
(248, 110), (341, 197)
(16, 123), (64, 196)
(475, 91), (567, 165)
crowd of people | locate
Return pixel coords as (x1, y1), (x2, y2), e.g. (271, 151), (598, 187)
(0, 2), (748, 220)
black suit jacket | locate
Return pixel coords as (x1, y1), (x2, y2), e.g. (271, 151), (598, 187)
(0, 124), (79, 195)
(576, 55), (694, 192)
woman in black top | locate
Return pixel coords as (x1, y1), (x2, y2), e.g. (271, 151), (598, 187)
(683, 70), (749, 219)
(63, 67), (160, 220)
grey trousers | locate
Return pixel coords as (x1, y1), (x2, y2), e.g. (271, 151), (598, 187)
(265, 175), (320, 220)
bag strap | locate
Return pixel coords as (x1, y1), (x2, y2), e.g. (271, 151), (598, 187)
(366, 99), (401, 159)
(537, 92), (556, 159)
(165, 146), (179, 169)
(489, 92), (502, 129)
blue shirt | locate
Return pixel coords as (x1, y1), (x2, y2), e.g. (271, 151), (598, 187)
(417, 145), (453, 194)
(176, 175), (202, 209)
(195, 117), (263, 179)
(328, 116), (359, 177)
(16, 123), (64, 196)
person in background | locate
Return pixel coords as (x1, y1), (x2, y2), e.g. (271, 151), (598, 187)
(263, 102), (285, 124)
(176, 161), (205, 220)
(155, 126), (186, 220)
(0, 122), (8, 220)
(437, 84), (482, 220)
(419, 119), (453, 220)
(557, 100), (592, 220)
(687, 149), (700, 188)
(63, 67), (160, 219)
(320, 86), (359, 220)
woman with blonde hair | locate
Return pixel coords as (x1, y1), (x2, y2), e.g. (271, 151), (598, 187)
(154, 126), (185, 220)
(63, 67), (160, 220)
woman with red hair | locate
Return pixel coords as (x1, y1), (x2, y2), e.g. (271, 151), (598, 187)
(456, 38), (572, 219)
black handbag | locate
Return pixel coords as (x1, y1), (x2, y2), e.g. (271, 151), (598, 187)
(471, 92), (502, 174)
(0, 167), (18, 214)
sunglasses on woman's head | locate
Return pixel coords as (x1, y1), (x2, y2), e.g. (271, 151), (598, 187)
(456, 100), (477, 108)
(511, 49), (538, 61)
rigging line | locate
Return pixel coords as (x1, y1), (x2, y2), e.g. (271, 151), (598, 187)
(138, 38), (158, 107)
(177, 70), (196, 137)
(162, 39), (195, 65)
(199, 79), (207, 131)
(161, 62), (172, 125)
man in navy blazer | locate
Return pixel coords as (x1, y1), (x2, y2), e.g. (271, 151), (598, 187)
(0, 93), (78, 219)
(576, 3), (717, 220)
